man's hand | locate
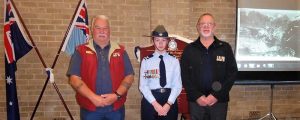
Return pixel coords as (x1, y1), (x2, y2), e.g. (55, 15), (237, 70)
(196, 95), (208, 106)
(206, 94), (218, 106)
(69, 75), (109, 107)
(90, 94), (106, 107)
(101, 93), (118, 106)
(151, 101), (165, 116)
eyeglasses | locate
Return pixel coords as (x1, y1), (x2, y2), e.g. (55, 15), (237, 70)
(198, 22), (215, 28)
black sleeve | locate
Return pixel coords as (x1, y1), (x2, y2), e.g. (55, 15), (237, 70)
(181, 46), (204, 102)
(211, 43), (238, 99)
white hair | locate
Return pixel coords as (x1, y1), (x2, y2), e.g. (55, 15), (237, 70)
(91, 15), (110, 30)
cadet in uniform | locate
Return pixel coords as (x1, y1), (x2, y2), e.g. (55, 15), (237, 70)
(139, 25), (182, 120)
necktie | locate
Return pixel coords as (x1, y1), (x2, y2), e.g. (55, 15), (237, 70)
(159, 55), (166, 87)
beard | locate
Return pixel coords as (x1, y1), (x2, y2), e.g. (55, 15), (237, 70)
(201, 30), (213, 38)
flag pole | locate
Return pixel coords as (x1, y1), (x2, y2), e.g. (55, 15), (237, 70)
(10, 0), (47, 68)
(51, 0), (83, 69)
(8, 0), (74, 119)
(30, 0), (85, 119)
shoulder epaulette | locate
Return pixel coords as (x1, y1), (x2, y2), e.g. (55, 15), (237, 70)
(168, 53), (177, 58)
(143, 54), (154, 60)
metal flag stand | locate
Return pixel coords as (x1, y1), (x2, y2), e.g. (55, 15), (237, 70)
(258, 84), (277, 120)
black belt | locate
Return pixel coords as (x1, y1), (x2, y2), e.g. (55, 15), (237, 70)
(151, 88), (171, 93)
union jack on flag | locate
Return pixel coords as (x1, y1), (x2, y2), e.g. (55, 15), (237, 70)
(4, 0), (33, 119)
(61, 0), (89, 55)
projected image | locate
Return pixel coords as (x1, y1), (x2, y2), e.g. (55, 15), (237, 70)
(237, 8), (300, 61)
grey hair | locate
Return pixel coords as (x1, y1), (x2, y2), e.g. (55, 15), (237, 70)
(197, 13), (215, 25)
(91, 15), (110, 29)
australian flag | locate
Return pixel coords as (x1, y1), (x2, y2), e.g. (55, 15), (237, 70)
(4, 0), (33, 119)
(61, 0), (89, 55)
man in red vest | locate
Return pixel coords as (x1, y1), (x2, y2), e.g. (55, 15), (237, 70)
(67, 15), (134, 120)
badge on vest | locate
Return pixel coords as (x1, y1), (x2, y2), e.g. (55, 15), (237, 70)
(216, 56), (225, 62)
(85, 51), (94, 54)
(113, 52), (120, 57)
(143, 69), (160, 79)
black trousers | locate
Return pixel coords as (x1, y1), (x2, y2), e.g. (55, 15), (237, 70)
(189, 102), (228, 120)
(141, 90), (178, 120)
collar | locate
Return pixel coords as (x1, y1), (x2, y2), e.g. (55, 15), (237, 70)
(85, 39), (120, 53)
(93, 41), (110, 51)
(153, 51), (168, 58)
(85, 39), (121, 62)
(192, 36), (224, 49)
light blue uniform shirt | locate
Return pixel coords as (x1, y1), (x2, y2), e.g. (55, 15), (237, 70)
(139, 51), (182, 104)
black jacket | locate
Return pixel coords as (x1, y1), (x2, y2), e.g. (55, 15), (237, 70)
(181, 36), (238, 103)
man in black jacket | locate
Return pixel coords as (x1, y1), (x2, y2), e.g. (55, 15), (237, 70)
(181, 13), (238, 120)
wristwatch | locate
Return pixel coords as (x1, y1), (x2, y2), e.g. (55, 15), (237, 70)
(114, 91), (122, 100)
(166, 102), (172, 106)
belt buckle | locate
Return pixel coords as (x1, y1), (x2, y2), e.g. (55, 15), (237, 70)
(159, 88), (166, 93)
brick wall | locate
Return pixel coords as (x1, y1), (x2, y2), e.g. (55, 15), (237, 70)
(0, 0), (299, 120)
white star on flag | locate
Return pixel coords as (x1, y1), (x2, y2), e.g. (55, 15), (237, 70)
(6, 76), (13, 85)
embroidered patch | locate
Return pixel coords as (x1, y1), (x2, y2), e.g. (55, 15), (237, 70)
(143, 69), (160, 79)
(85, 51), (94, 54)
(216, 56), (225, 62)
(113, 52), (120, 57)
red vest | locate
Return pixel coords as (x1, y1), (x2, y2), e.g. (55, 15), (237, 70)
(76, 41), (126, 111)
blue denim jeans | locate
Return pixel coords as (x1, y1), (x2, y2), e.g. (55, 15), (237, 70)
(80, 106), (125, 120)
